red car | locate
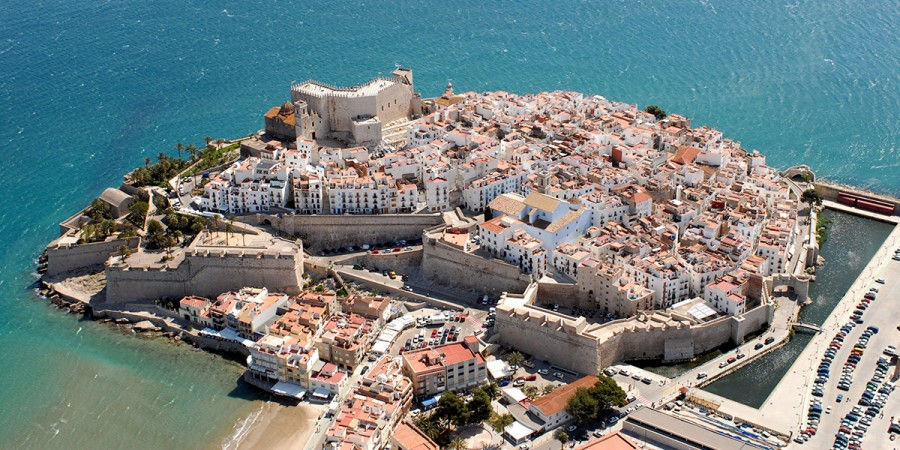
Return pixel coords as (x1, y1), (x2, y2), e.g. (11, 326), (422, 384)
(370, 249), (379, 254)
(727, 357), (736, 363)
(393, 247), (402, 252)
(431, 329), (438, 338)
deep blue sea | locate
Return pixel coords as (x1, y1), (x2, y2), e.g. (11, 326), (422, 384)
(0, 0), (897, 447)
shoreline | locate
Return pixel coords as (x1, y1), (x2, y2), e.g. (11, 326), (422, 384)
(224, 399), (323, 450)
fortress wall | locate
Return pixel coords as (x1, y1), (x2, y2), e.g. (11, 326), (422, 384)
(250, 214), (443, 252)
(421, 239), (530, 296)
(336, 269), (463, 311)
(46, 236), (140, 277)
(498, 303), (773, 374)
(376, 83), (414, 123)
(495, 311), (601, 375)
(105, 251), (303, 303)
(338, 249), (423, 273)
(535, 282), (588, 308)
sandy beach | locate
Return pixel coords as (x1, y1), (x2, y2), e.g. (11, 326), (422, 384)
(226, 401), (324, 450)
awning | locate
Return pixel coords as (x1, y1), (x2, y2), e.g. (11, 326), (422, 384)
(272, 382), (307, 400)
(505, 421), (534, 442)
(421, 394), (442, 408)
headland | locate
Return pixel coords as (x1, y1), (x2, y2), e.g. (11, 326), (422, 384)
(36, 68), (900, 449)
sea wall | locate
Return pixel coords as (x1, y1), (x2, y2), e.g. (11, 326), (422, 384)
(105, 249), (304, 303)
(421, 236), (530, 296)
(46, 236), (140, 277)
(814, 180), (900, 215)
(243, 213), (443, 252)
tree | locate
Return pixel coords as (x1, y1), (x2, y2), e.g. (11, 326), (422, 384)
(567, 387), (600, 423)
(556, 430), (569, 448)
(488, 413), (514, 433)
(801, 188), (823, 206)
(434, 392), (469, 431)
(522, 385), (540, 400)
(86, 198), (113, 221)
(542, 384), (556, 395)
(566, 375), (627, 423)
(644, 105), (667, 120)
(175, 142), (184, 160)
(204, 136), (213, 147)
(466, 388), (493, 423)
(507, 351), (525, 368)
(448, 437), (467, 450)
(483, 382), (500, 401)
(225, 215), (235, 246)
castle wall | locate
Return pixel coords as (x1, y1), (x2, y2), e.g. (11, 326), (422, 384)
(497, 299), (773, 375)
(337, 248), (423, 273)
(421, 237), (531, 296)
(495, 310), (601, 375)
(46, 236), (140, 277)
(248, 213), (444, 252)
(105, 250), (303, 303)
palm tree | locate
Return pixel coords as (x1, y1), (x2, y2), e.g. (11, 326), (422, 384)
(175, 142), (184, 160)
(448, 437), (466, 450)
(225, 218), (234, 246)
(556, 430), (569, 449)
(204, 136), (213, 148)
(507, 351), (525, 368)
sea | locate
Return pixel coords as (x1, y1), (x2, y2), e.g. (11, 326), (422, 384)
(0, 0), (897, 447)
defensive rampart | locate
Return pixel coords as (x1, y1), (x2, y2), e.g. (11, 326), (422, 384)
(46, 236), (140, 277)
(495, 283), (774, 374)
(421, 231), (531, 295)
(244, 213), (443, 252)
(105, 245), (303, 303)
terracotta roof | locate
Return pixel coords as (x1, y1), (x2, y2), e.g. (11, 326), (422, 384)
(524, 191), (561, 212)
(531, 375), (598, 417)
(671, 146), (701, 164)
(488, 193), (527, 216)
(575, 432), (638, 450)
(392, 420), (439, 450)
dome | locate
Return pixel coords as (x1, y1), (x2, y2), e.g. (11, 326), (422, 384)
(279, 101), (295, 115)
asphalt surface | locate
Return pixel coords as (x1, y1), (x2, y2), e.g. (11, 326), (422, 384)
(797, 259), (900, 449)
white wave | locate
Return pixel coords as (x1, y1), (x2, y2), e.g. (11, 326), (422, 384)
(222, 404), (265, 450)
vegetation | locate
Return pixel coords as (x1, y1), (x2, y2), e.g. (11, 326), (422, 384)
(130, 140), (238, 188)
(522, 385), (540, 400)
(800, 172), (814, 183)
(801, 188), (823, 206)
(335, 287), (348, 297)
(413, 385), (499, 446)
(131, 153), (191, 187)
(566, 375), (627, 423)
(189, 142), (241, 175)
(85, 198), (114, 221)
(506, 351), (525, 367)
(556, 430), (570, 447)
(644, 105), (667, 120)
(164, 211), (207, 236)
(816, 214), (833, 245)
(126, 201), (149, 228)
(487, 412), (514, 433)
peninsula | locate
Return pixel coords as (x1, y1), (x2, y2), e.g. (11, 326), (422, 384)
(37, 68), (900, 449)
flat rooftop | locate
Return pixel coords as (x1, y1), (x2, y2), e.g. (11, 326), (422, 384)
(624, 407), (747, 450)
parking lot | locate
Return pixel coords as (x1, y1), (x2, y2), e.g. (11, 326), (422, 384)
(385, 306), (490, 357)
(797, 271), (899, 449)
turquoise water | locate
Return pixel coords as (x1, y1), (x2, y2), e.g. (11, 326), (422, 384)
(1, 0), (898, 447)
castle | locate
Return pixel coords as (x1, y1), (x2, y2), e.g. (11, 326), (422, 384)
(265, 68), (422, 148)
